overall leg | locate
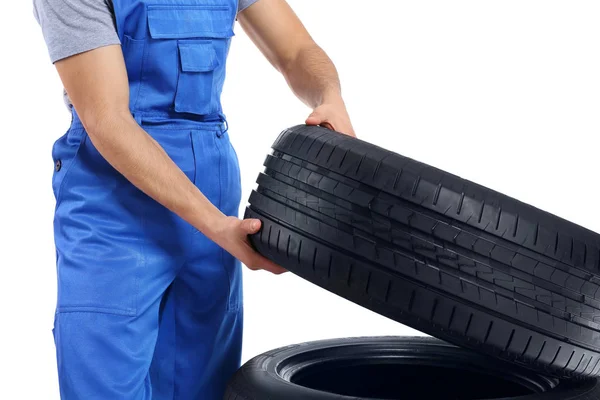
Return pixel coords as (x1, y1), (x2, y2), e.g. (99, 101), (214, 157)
(52, 126), (196, 399)
(150, 242), (243, 400)
(150, 129), (243, 400)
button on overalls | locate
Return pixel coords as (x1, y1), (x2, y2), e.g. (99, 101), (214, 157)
(51, 1), (242, 398)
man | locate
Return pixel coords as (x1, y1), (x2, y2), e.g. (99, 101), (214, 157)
(34, 0), (355, 398)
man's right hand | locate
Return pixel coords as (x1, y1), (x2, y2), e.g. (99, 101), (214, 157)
(213, 217), (287, 275)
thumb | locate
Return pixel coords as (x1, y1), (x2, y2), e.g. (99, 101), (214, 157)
(306, 110), (325, 126)
(241, 218), (262, 235)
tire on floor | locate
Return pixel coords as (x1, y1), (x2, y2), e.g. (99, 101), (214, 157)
(225, 337), (600, 399)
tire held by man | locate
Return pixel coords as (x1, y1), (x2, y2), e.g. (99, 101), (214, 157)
(225, 337), (600, 399)
(245, 125), (600, 379)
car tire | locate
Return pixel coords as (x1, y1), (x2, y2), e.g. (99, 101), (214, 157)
(225, 337), (600, 399)
(245, 125), (600, 378)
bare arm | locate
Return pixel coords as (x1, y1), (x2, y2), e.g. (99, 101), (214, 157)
(55, 45), (284, 274)
(238, 0), (355, 136)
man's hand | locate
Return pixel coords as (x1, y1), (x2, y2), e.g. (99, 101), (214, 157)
(306, 98), (356, 137)
(213, 217), (287, 275)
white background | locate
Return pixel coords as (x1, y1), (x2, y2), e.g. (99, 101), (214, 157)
(1, 1), (600, 398)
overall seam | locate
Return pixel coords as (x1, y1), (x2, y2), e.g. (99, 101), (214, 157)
(190, 131), (198, 192)
(214, 131), (234, 311)
(133, 37), (149, 112)
(189, 131), (203, 238)
(56, 308), (136, 317)
(139, 122), (225, 131)
(135, 199), (147, 317)
(172, 281), (179, 400)
(174, 40), (183, 113)
(215, 131), (223, 210)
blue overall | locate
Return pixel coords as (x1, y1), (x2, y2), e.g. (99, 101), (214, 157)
(51, 0), (242, 398)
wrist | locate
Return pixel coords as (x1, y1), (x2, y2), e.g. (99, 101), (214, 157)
(183, 199), (228, 241)
(202, 212), (229, 243)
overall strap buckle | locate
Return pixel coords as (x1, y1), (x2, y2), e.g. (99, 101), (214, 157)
(217, 113), (228, 138)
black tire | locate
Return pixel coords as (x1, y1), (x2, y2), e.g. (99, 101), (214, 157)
(225, 337), (600, 399)
(245, 125), (600, 379)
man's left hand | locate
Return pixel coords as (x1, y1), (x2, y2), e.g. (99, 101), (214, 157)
(306, 99), (356, 137)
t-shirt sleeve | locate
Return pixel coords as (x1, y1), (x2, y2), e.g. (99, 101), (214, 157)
(238, 0), (260, 13)
(33, 0), (120, 63)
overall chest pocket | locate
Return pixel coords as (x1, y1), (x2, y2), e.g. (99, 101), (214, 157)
(175, 40), (219, 115)
(146, 5), (235, 116)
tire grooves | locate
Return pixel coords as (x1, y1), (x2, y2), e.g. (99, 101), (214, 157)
(270, 152), (598, 285)
(255, 183), (599, 331)
(257, 167), (600, 326)
(248, 206), (600, 378)
(273, 125), (600, 274)
(264, 154), (600, 310)
(248, 201), (600, 358)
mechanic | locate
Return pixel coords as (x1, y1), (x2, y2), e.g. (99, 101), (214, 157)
(33, 0), (355, 398)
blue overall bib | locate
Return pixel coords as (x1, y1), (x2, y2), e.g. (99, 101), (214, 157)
(51, 1), (242, 398)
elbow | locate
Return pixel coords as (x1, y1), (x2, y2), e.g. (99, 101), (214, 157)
(78, 104), (132, 139)
(278, 55), (295, 76)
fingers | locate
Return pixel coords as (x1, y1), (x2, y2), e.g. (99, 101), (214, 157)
(306, 109), (338, 130)
(306, 114), (337, 133)
(260, 258), (288, 275)
(305, 110), (325, 126)
(240, 218), (261, 234)
(245, 253), (288, 275)
(320, 122), (336, 131)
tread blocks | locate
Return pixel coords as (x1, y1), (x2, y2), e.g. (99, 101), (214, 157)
(246, 125), (600, 379)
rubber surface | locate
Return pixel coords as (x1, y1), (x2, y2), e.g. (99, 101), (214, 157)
(225, 337), (600, 399)
(245, 125), (600, 379)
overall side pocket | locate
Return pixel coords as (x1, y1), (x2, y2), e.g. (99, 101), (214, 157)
(53, 129), (145, 317)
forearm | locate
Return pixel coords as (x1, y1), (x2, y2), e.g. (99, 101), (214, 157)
(238, 0), (354, 135)
(86, 113), (225, 239)
(282, 43), (344, 108)
(82, 112), (284, 274)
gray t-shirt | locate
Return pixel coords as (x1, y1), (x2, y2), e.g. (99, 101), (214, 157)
(34, 0), (259, 63)
(34, 0), (259, 108)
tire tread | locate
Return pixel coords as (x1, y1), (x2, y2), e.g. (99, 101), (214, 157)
(247, 125), (600, 379)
